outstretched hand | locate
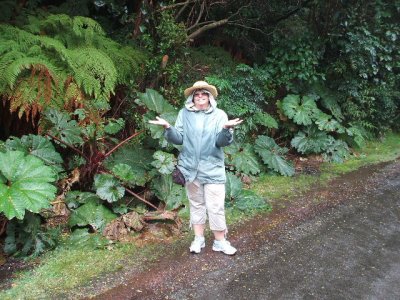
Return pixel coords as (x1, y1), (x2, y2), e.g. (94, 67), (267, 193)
(223, 118), (244, 129)
(148, 116), (171, 128)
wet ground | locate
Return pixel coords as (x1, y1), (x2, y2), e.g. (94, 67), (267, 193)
(91, 159), (400, 300)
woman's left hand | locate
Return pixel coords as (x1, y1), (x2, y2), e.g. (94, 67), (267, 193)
(223, 118), (243, 129)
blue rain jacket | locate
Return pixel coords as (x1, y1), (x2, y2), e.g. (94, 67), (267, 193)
(164, 95), (233, 184)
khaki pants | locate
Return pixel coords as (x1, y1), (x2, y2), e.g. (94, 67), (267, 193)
(185, 179), (227, 232)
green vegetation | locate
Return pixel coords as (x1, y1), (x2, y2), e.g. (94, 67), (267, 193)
(1, 132), (399, 299)
(0, 241), (162, 299)
(0, 0), (399, 296)
(253, 132), (400, 203)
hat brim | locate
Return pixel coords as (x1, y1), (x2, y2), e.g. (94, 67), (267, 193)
(184, 84), (218, 98)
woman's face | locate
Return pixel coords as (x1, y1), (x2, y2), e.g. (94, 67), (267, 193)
(193, 90), (210, 109)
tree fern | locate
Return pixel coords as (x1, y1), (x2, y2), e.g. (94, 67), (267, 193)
(68, 47), (117, 101)
(0, 14), (148, 120)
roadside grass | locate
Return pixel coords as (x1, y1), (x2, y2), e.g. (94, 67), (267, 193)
(0, 132), (399, 299)
(0, 242), (164, 300)
(252, 132), (400, 203)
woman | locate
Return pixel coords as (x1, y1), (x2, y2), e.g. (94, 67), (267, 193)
(149, 81), (243, 255)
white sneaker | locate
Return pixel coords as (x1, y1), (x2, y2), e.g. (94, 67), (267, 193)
(189, 236), (205, 254)
(212, 239), (237, 255)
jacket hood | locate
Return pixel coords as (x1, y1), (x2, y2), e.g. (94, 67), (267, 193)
(184, 91), (217, 114)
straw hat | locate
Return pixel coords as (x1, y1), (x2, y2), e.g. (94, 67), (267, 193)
(184, 81), (218, 98)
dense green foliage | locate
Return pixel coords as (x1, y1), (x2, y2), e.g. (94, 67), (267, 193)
(0, 13), (146, 121)
(0, 0), (399, 257)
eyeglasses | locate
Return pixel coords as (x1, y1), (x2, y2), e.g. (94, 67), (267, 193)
(194, 92), (209, 97)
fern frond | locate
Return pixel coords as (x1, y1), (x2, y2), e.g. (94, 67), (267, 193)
(68, 48), (117, 101)
(40, 14), (106, 48)
(0, 25), (41, 53)
(0, 40), (18, 56)
(72, 16), (106, 38)
(2, 57), (59, 90)
(0, 51), (26, 90)
(63, 78), (85, 111)
(0, 15), (148, 122)
(106, 46), (148, 84)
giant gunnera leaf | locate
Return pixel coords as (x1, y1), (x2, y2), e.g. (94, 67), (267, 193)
(69, 199), (117, 231)
(136, 89), (179, 148)
(291, 126), (331, 154)
(43, 108), (84, 146)
(322, 137), (350, 163)
(225, 172), (243, 202)
(94, 173), (125, 203)
(281, 94), (319, 126)
(151, 151), (175, 175)
(105, 144), (154, 186)
(224, 142), (261, 175)
(94, 174), (125, 203)
(0, 150), (57, 220)
(135, 88), (176, 114)
(5, 134), (64, 175)
(254, 136), (295, 176)
(151, 175), (186, 210)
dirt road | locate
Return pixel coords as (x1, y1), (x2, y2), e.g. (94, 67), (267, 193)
(92, 159), (400, 300)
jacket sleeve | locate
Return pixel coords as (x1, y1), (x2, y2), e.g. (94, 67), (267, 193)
(164, 110), (184, 145)
(216, 111), (234, 147)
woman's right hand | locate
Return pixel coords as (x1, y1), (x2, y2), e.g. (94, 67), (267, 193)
(148, 116), (171, 128)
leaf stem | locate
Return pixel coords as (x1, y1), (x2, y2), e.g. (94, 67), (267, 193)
(124, 187), (159, 211)
(104, 130), (144, 158)
(46, 133), (87, 159)
(99, 169), (159, 211)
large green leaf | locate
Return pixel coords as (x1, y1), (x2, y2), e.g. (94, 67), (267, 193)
(291, 127), (331, 154)
(151, 150), (175, 175)
(64, 228), (109, 249)
(104, 144), (155, 186)
(144, 110), (179, 148)
(225, 172), (243, 202)
(5, 212), (60, 257)
(94, 173), (125, 203)
(253, 112), (279, 129)
(135, 88), (176, 114)
(311, 83), (344, 121)
(152, 175), (186, 210)
(136, 89), (178, 147)
(314, 112), (345, 133)
(5, 134), (64, 174)
(0, 151), (56, 220)
(281, 94), (319, 125)
(254, 135), (295, 176)
(43, 108), (84, 146)
(345, 123), (368, 148)
(65, 191), (101, 209)
(104, 118), (125, 135)
(225, 143), (261, 175)
(323, 138), (350, 163)
(111, 163), (136, 183)
(69, 199), (117, 231)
